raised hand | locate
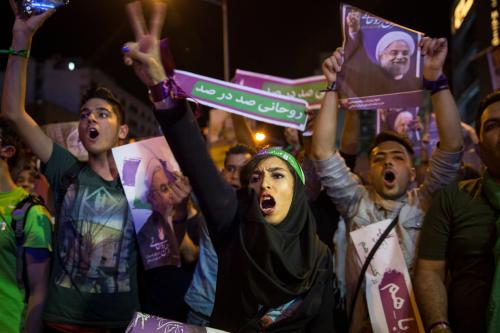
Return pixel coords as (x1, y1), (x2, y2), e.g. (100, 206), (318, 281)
(322, 47), (344, 84)
(169, 171), (192, 222)
(123, 1), (168, 86)
(169, 171), (192, 206)
(420, 37), (447, 81)
(9, 0), (54, 43)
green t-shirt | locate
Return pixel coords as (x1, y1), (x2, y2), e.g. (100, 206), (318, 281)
(42, 143), (139, 328)
(418, 178), (498, 333)
(0, 187), (52, 333)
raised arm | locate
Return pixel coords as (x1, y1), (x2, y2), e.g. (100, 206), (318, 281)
(340, 110), (360, 156)
(417, 38), (463, 206)
(311, 48), (343, 160)
(1, 2), (54, 163)
(231, 114), (257, 149)
(421, 37), (463, 153)
(123, 1), (238, 239)
(311, 49), (365, 218)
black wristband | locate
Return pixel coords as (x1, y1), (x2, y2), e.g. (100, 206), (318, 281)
(320, 81), (337, 92)
(423, 74), (449, 95)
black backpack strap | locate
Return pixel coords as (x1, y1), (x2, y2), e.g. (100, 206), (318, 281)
(348, 215), (400, 327)
(11, 194), (45, 291)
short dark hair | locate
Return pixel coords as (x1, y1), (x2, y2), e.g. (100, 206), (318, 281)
(224, 144), (256, 167)
(475, 90), (500, 136)
(0, 119), (20, 170)
(369, 130), (415, 157)
(81, 86), (125, 124)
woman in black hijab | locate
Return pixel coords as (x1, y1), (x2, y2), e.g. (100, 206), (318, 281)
(149, 104), (336, 332)
(122, 5), (335, 329)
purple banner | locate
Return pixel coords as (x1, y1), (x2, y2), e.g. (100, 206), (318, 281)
(338, 3), (424, 109)
(233, 69), (327, 109)
(126, 312), (228, 333)
(379, 271), (419, 333)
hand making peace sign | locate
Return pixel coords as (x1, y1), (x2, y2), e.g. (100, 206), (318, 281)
(123, 1), (168, 87)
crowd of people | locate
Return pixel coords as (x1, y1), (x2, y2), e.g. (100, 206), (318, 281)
(0, 1), (499, 333)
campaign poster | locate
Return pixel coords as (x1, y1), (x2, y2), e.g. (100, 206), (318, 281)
(376, 108), (422, 157)
(425, 114), (481, 172)
(350, 220), (425, 333)
(42, 121), (88, 161)
(126, 312), (228, 333)
(112, 137), (183, 270)
(338, 3), (424, 110)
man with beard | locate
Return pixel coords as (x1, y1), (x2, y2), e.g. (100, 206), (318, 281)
(376, 31), (415, 81)
(414, 91), (500, 333)
(311, 36), (463, 332)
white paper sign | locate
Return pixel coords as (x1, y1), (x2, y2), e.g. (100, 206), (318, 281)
(112, 137), (182, 270)
(350, 219), (424, 333)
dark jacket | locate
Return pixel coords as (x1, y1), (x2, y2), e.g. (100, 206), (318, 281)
(153, 102), (336, 332)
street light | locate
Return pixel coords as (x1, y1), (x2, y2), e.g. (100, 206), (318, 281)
(200, 0), (230, 81)
(255, 132), (266, 142)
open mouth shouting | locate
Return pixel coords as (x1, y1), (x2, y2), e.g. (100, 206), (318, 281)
(88, 128), (100, 140)
(383, 169), (396, 188)
(259, 193), (276, 216)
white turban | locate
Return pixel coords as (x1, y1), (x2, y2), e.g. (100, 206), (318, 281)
(375, 31), (415, 62)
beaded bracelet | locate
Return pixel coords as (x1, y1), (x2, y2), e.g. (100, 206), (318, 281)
(0, 48), (30, 58)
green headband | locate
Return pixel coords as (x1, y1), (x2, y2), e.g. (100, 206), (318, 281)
(256, 147), (305, 184)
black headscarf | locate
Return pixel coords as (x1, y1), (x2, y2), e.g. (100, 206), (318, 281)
(237, 153), (328, 310)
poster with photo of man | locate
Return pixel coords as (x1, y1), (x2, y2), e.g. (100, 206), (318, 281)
(338, 3), (424, 110)
(112, 136), (184, 270)
(376, 108), (422, 157)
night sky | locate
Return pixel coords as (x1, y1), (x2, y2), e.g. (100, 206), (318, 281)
(0, 0), (456, 103)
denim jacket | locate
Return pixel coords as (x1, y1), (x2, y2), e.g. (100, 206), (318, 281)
(313, 146), (463, 332)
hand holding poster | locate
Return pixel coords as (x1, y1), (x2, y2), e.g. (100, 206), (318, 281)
(112, 137), (184, 270)
(350, 220), (424, 333)
(338, 3), (424, 110)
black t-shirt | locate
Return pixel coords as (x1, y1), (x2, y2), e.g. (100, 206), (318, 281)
(419, 178), (498, 333)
